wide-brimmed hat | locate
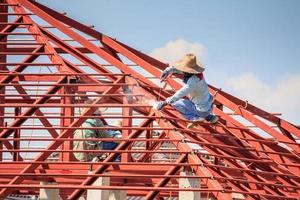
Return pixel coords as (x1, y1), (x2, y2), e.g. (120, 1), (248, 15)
(173, 54), (205, 74)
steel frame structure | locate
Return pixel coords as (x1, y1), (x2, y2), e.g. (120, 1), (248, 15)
(0, 0), (299, 199)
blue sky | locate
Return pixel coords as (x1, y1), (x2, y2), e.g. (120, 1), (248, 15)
(38, 0), (300, 124)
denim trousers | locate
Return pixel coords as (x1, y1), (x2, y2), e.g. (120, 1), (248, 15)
(171, 99), (211, 121)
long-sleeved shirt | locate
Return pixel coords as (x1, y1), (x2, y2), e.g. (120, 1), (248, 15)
(73, 118), (112, 161)
(164, 66), (213, 112)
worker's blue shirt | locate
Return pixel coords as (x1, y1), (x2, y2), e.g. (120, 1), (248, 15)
(164, 66), (213, 113)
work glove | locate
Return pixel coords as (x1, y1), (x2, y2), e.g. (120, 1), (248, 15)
(160, 70), (170, 81)
(156, 101), (168, 110)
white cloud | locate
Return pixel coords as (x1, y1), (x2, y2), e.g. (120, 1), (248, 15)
(226, 73), (300, 124)
(149, 38), (207, 64)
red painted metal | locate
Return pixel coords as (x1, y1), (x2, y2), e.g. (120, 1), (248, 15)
(0, 0), (299, 199)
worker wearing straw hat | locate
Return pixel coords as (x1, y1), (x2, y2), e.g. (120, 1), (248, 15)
(73, 99), (122, 162)
(156, 54), (218, 127)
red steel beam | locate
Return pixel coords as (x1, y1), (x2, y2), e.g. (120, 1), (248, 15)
(0, 76), (124, 198)
(0, 172), (298, 192)
(152, 85), (298, 196)
(29, 0), (184, 94)
(0, 45), (44, 88)
(121, 80), (231, 200)
(0, 78), (68, 161)
(59, 86), (75, 161)
(11, 83), (60, 138)
(12, 107), (21, 161)
(68, 114), (156, 199)
(212, 90), (300, 154)
(189, 128), (295, 195)
(210, 85), (300, 140)
(29, 0), (169, 72)
(121, 82), (133, 162)
(0, 1), (298, 199)
(7, 0), (71, 77)
(5, 47), (94, 53)
(0, 184), (222, 192)
(214, 108), (299, 174)
(154, 117), (231, 200)
(144, 154), (186, 200)
(138, 132), (167, 162)
(0, 46), (46, 159)
(120, 52), (298, 197)
(0, 1), (8, 162)
(175, 120), (298, 194)
(4, 45), (96, 50)
(39, 27), (116, 80)
(0, 16), (22, 40)
(0, 76), (67, 138)
(72, 4), (300, 164)
(108, 36), (300, 157)
(18, 0), (164, 89)
(3, 0), (133, 165)
(131, 82), (300, 198)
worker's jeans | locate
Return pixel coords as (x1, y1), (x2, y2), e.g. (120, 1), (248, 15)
(101, 142), (118, 150)
(171, 99), (212, 121)
(98, 142), (121, 162)
(99, 129), (122, 161)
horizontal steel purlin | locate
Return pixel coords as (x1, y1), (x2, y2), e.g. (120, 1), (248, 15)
(0, 184), (222, 192)
(0, 0), (299, 199)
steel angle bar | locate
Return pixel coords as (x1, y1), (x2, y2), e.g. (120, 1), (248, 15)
(0, 76), (125, 198)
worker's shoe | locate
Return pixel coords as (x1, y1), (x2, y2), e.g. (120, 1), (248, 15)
(187, 117), (205, 129)
(205, 115), (219, 124)
(187, 122), (196, 129)
(99, 153), (109, 160)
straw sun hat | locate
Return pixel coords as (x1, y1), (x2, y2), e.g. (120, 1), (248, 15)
(173, 53), (205, 74)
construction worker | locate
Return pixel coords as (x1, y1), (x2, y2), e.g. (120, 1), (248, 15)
(73, 99), (122, 162)
(156, 54), (218, 127)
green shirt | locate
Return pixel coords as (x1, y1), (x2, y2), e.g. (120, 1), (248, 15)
(73, 118), (112, 161)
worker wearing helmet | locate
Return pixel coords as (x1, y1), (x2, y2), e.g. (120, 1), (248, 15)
(156, 54), (218, 127)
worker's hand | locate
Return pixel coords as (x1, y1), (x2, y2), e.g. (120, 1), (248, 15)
(160, 70), (170, 81)
(156, 101), (168, 110)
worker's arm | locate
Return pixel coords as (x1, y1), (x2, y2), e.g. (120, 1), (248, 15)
(84, 129), (99, 147)
(161, 66), (183, 80)
(165, 75), (196, 104)
(107, 130), (122, 143)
